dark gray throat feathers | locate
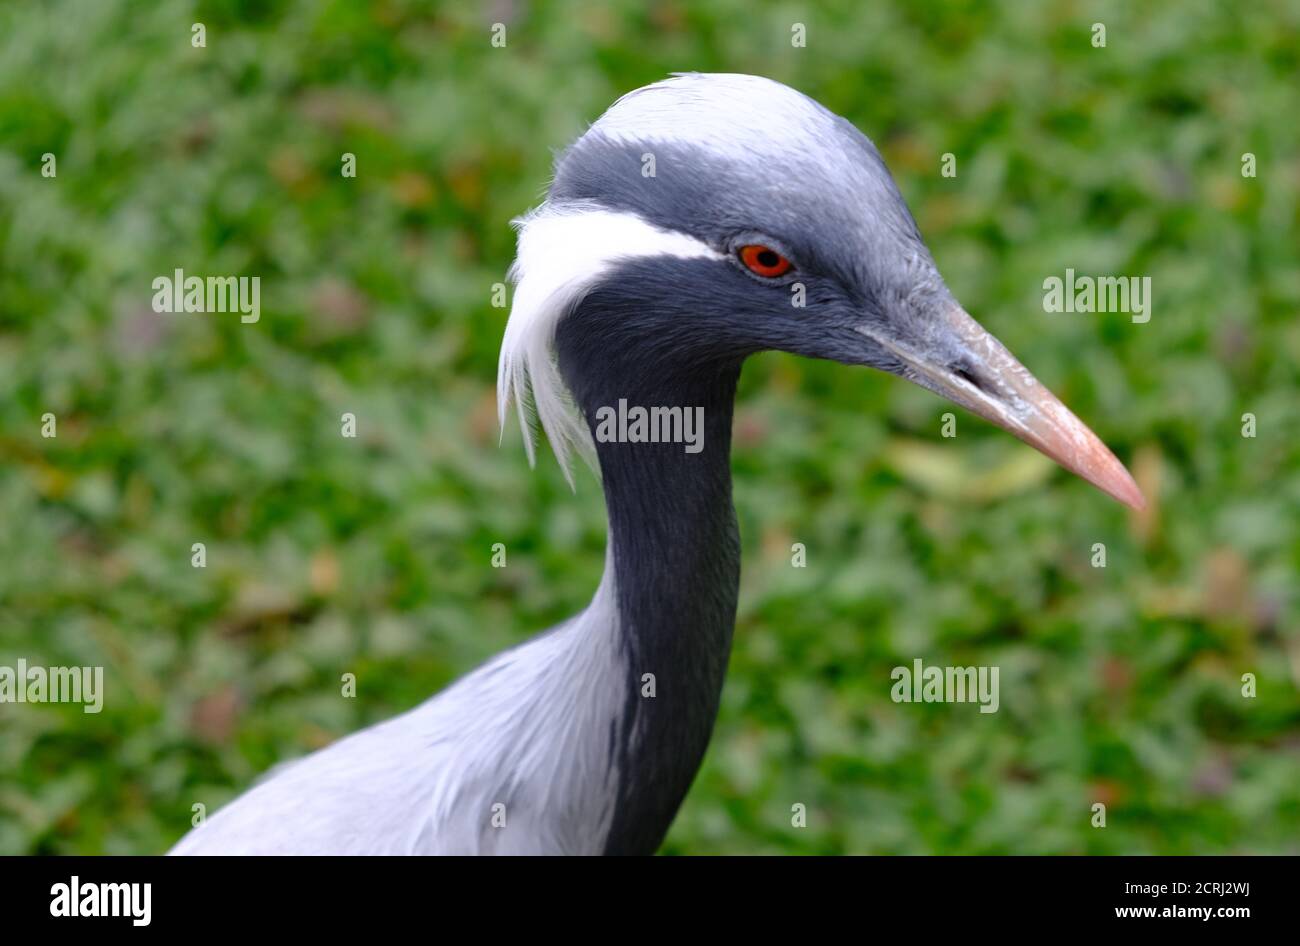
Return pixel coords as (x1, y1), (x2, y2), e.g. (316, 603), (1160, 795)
(555, 300), (743, 856)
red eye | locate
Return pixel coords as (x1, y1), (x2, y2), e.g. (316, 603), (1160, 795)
(739, 244), (793, 278)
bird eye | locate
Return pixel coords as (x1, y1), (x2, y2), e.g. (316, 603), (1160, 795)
(738, 244), (793, 278)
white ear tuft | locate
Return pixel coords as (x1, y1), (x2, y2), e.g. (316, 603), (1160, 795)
(497, 203), (720, 485)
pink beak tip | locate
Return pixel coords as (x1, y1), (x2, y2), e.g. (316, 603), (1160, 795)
(1116, 478), (1147, 512)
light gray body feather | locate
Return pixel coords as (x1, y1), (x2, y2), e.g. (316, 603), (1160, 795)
(171, 574), (625, 855)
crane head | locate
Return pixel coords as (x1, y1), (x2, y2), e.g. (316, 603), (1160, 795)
(501, 73), (1143, 510)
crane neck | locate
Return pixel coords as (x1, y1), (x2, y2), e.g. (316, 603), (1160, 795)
(555, 315), (743, 855)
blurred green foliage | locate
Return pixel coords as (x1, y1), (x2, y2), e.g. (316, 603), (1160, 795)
(1, 0), (1298, 855)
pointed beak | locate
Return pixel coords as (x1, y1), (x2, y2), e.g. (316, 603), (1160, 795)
(861, 304), (1145, 510)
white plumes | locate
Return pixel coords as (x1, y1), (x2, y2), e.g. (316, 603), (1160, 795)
(498, 202), (720, 483)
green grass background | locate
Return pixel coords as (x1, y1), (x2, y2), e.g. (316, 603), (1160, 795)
(1, 0), (1298, 855)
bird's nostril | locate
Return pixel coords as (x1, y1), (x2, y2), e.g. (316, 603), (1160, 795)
(952, 364), (986, 392)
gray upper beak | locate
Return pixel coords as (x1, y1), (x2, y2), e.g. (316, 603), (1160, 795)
(860, 303), (1145, 510)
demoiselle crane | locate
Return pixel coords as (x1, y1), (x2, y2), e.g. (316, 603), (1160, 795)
(171, 73), (1142, 856)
